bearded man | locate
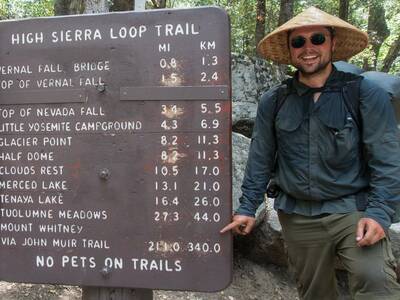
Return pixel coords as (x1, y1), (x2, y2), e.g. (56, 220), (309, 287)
(222, 6), (400, 299)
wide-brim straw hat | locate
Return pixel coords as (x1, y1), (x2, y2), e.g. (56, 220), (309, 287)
(257, 6), (368, 65)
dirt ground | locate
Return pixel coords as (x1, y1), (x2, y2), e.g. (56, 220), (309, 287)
(0, 254), (299, 300)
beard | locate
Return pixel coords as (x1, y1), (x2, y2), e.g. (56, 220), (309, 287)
(296, 58), (331, 76)
(291, 47), (334, 77)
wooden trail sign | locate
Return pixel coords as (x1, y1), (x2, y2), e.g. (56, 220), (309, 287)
(0, 7), (232, 292)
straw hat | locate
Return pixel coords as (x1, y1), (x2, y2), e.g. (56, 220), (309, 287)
(257, 6), (368, 65)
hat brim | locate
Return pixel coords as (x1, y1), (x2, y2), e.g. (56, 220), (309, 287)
(257, 7), (368, 65)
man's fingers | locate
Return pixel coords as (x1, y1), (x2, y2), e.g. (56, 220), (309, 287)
(220, 215), (256, 235)
(241, 224), (252, 235)
(356, 218), (386, 247)
(220, 221), (240, 234)
(357, 229), (380, 247)
(356, 219), (366, 242)
(220, 222), (248, 235)
(233, 226), (245, 235)
(357, 225), (374, 247)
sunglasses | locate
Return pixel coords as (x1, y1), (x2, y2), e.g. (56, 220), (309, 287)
(290, 33), (326, 49)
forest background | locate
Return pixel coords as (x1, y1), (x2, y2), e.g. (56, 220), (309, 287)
(0, 0), (399, 75)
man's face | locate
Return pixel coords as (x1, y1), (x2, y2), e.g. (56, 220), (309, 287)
(288, 26), (335, 76)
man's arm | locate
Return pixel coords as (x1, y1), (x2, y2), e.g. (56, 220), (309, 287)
(358, 78), (400, 245)
(221, 88), (278, 234)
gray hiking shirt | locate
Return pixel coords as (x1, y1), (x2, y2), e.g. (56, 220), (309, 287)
(236, 68), (400, 230)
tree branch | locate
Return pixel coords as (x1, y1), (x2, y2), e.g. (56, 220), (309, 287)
(381, 33), (400, 73)
(151, 0), (158, 8)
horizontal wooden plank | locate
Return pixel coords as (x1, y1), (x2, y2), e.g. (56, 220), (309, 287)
(120, 86), (229, 101)
(0, 89), (86, 105)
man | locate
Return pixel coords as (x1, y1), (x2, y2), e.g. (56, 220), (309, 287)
(221, 6), (400, 300)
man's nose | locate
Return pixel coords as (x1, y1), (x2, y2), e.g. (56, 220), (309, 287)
(303, 38), (315, 48)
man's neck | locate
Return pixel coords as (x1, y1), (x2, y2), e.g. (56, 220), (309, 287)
(298, 63), (333, 88)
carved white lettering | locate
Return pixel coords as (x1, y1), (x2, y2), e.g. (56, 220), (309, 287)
(80, 106), (105, 116)
(51, 29), (102, 43)
(109, 26), (147, 39)
(0, 194), (33, 204)
(37, 64), (63, 73)
(52, 238), (77, 248)
(0, 165), (35, 175)
(38, 194), (64, 205)
(41, 180), (67, 190)
(61, 255), (96, 268)
(36, 107), (75, 117)
(131, 258), (182, 272)
(155, 23), (199, 37)
(58, 210), (108, 220)
(11, 32), (43, 45)
(0, 65), (32, 75)
(0, 223), (33, 232)
(40, 166), (64, 175)
(0, 152), (22, 161)
(1, 237), (16, 246)
(0, 137), (38, 147)
(40, 224), (82, 234)
(73, 61), (110, 72)
(22, 237), (47, 247)
(82, 239), (110, 249)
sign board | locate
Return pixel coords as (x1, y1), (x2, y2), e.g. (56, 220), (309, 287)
(0, 7), (231, 292)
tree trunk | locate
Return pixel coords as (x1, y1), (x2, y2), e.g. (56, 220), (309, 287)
(363, 58), (371, 71)
(339, 0), (349, 22)
(83, 0), (108, 14)
(54, 0), (108, 15)
(381, 34), (400, 73)
(255, 0), (266, 57)
(82, 287), (153, 300)
(110, 0), (133, 11)
(277, 0), (293, 73)
(54, 0), (84, 15)
(278, 0), (294, 26)
(151, 0), (167, 8)
(367, 1), (390, 70)
(54, 0), (70, 15)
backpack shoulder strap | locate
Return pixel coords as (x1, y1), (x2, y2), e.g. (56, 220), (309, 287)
(273, 78), (292, 120)
(271, 79), (292, 174)
(342, 76), (363, 131)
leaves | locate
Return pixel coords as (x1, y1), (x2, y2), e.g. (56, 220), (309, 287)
(1, 0), (399, 73)
(1, 0), (54, 18)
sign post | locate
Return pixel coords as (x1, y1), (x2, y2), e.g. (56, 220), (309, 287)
(82, 287), (153, 299)
(135, 0), (146, 11)
(0, 7), (232, 297)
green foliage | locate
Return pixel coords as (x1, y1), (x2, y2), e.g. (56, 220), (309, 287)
(294, 0), (337, 15)
(0, 0), (54, 19)
(0, 0), (11, 19)
(2, 0), (399, 73)
(177, 0), (400, 74)
(173, 0), (261, 56)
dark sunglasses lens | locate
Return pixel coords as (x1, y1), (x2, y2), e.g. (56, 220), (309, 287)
(291, 36), (306, 48)
(311, 33), (325, 45)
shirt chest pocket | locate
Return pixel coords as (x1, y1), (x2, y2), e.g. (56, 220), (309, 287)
(275, 113), (307, 156)
(318, 113), (360, 169)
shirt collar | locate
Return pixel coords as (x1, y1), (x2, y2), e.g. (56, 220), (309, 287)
(292, 65), (339, 96)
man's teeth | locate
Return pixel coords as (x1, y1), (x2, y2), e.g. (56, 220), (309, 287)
(303, 56), (317, 59)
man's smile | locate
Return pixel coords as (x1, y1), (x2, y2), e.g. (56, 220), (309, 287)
(299, 53), (320, 64)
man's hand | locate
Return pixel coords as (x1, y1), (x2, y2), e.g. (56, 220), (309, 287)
(220, 215), (256, 235)
(356, 217), (386, 247)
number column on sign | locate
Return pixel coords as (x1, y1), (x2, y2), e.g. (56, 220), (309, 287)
(159, 57), (182, 86)
(153, 103), (183, 224)
(200, 40), (219, 84)
(193, 101), (223, 225)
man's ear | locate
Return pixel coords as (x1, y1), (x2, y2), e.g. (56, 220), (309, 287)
(331, 36), (336, 53)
